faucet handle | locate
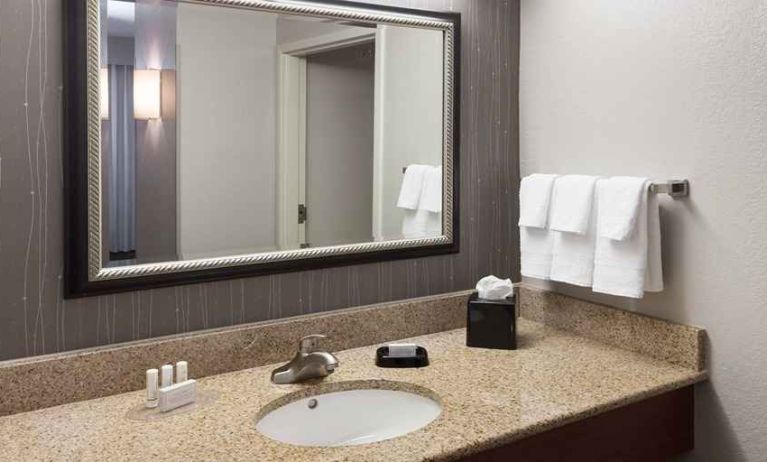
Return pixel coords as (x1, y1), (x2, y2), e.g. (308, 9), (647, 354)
(299, 334), (327, 354)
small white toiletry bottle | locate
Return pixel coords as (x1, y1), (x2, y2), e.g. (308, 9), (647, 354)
(160, 364), (174, 388)
(176, 361), (188, 383)
(146, 368), (159, 408)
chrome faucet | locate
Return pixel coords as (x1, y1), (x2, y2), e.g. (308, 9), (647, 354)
(271, 335), (339, 384)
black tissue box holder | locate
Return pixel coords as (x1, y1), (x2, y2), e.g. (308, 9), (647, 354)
(375, 346), (429, 368)
(466, 291), (516, 350)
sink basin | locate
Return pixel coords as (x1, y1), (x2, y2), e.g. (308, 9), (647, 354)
(255, 385), (442, 447)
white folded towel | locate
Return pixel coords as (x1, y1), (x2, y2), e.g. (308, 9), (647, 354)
(550, 229), (596, 287)
(592, 178), (663, 298)
(397, 165), (430, 210)
(518, 174), (558, 228)
(420, 166), (443, 213)
(549, 177), (600, 287)
(520, 228), (555, 280)
(549, 175), (599, 234)
(595, 176), (648, 241)
(518, 174), (558, 279)
(402, 209), (441, 239)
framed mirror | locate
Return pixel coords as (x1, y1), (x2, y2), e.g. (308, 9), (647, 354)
(64, 0), (460, 297)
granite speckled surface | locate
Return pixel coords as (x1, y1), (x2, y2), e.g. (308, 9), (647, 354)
(0, 319), (706, 462)
(518, 285), (706, 371)
(0, 292), (468, 416)
(0, 286), (707, 418)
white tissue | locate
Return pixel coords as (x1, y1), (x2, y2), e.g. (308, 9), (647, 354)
(475, 275), (514, 300)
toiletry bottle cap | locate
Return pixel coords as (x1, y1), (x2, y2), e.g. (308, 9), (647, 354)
(160, 364), (174, 388)
(176, 361), (188, 383)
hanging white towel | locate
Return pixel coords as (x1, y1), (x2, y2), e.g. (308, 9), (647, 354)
(420, 166), (443, 213)
(549, 177), (600, 287)
(402, 209), (441, 239)
(592, 178), (663, 298)
(549, 175), (599, 234)
(595, 176), (648, 241)
(519, 174), (558, 280)
(397, 165), (430, 210)
(520, 228), (555, 280)
(550, 227), (597, 286)
(518, 174), (558, 228)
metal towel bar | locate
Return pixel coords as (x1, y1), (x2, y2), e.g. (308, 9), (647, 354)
(401, 166), (690, 198)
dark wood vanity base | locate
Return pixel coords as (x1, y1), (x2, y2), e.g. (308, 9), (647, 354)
(461, 385), (693, 462)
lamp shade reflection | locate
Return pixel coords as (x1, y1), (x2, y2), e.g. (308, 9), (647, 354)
(133, 69), (161, 120)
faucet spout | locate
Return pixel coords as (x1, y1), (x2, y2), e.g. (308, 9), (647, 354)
(271, 335), (339, 384)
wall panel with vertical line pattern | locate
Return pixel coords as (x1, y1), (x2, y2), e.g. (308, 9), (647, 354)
(0, 0), (519, 361)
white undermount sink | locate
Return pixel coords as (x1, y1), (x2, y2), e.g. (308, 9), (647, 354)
(255, 386), (442, 447)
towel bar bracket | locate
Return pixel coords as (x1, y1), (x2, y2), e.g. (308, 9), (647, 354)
(650, 180), (689, 198)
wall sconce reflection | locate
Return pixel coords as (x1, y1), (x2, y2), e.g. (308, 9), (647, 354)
(100, 67), (109, 120)
(133, 69), (161, 120)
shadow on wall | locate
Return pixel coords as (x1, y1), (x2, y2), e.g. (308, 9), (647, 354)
(676, 381), (745, 461)
(669, 199), (748, 461)
(638, 198), (696, 321)
(650, 194), (713, 322)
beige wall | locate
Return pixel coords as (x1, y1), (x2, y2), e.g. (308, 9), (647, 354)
(276, 16), (369, 45)
(305, 44), (375, 247)
(133, 0), (178, 263)
(520, 1), (767, 460)
(176, 4), (278, 259)
(373, 25), (444, 240)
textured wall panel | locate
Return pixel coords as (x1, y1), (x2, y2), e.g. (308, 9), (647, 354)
(0, 0), (519, 361)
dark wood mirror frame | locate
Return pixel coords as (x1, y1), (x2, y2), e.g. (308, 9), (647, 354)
(64, 0), (460, 298)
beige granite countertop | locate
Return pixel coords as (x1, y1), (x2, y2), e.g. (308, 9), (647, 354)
(0, 319), (706, 462)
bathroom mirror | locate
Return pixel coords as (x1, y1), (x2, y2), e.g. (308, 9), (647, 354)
(64, 0), (459, 297)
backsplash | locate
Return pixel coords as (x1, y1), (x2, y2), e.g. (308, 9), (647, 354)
(0, 0), (520, 361)
(0, 287), (706, 417)
(0, 292), (469, 416)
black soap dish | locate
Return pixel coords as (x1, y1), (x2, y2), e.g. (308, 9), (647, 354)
(375, 346), (429, 368)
